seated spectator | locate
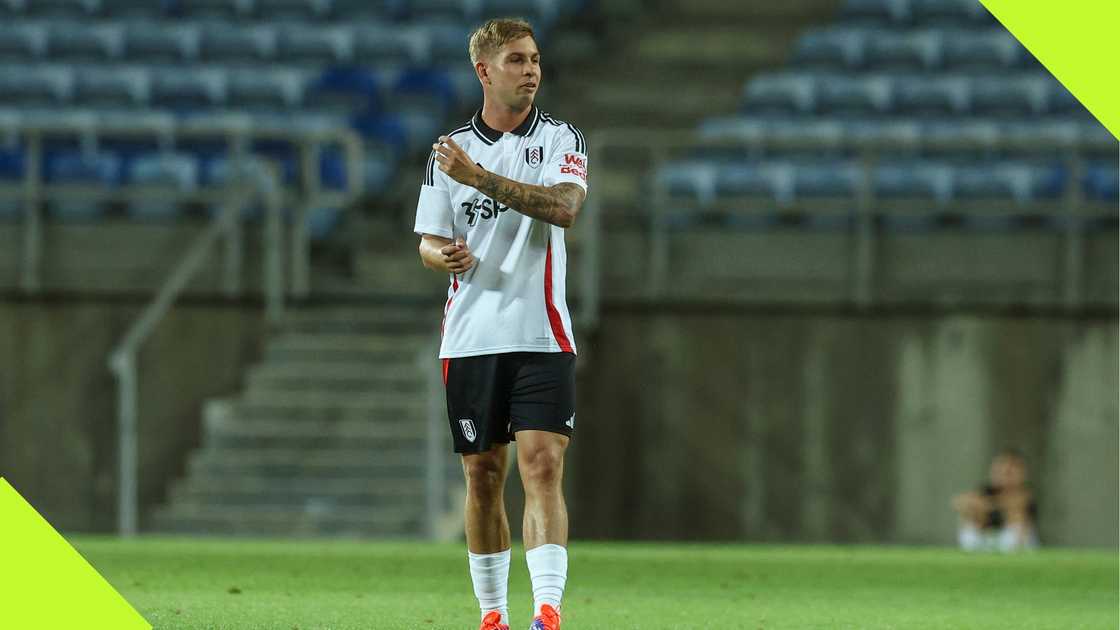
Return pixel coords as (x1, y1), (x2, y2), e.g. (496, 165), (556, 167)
(952, 449), (1038, 552)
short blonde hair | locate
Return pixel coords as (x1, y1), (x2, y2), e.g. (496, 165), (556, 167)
(468, 17), (535, 64)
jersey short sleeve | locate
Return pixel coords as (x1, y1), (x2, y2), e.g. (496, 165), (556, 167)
(541, 125), (588, 192)
(413, 149), (454, 238)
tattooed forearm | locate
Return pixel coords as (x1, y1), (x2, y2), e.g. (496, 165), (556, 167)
(473, 171), (585, 228)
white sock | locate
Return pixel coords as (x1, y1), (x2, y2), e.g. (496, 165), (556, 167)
(468, 549), (510, 625)
(525, 544), (567, 616)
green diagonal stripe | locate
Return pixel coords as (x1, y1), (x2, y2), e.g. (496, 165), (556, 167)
(0, 478), (150, 629)
(980, 0), (1119, 139)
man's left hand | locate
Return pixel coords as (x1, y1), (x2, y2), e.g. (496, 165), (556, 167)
(434, 136), (484, 188)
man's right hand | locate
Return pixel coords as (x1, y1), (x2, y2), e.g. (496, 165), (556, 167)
(441, 237), (475, 274)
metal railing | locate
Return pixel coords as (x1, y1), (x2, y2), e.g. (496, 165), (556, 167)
(0, 114), (371, 536)
(581, 128), (1116, 320)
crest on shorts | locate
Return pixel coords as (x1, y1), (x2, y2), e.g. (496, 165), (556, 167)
(525, 146), (543, 168)
(458, 418), (477, 443)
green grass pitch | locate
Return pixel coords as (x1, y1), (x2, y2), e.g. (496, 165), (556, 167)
(73, 537), (1117, 629)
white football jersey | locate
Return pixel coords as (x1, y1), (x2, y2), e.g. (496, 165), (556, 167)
(413, 106), (589, 359)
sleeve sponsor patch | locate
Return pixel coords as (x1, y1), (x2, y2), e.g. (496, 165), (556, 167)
(559, 153), (587, 182)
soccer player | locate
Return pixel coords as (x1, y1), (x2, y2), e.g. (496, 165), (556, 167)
(413, 17), (588, 630)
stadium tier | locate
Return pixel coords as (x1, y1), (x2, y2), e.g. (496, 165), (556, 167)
(0, 0), (585, 237)
(656, 0), (1118, 229)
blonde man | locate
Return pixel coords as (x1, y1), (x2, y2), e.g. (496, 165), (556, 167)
(414, 17), (588, 630)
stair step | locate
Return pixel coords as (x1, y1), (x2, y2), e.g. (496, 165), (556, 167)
(169, 476), (425, 509)
(150, 504), (424, 537)
(203, 417), (426, 449)
(188, 449), (431, 479)
(238, 389), (425, 408)
(246, 363), (427, 395)
(209, 398), (426, 422)
(278, 307), (440, 335)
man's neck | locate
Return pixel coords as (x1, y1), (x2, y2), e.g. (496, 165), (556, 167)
(481, 99), (532, 133)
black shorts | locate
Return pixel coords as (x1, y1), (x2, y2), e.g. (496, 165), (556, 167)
(443, 352), (576, 454)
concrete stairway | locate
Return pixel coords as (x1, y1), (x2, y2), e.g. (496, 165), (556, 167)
(150, 304), (458, 538)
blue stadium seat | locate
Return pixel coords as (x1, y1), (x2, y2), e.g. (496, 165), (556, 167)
(911, 0), (994, 26)
(423, 21), (474, 66)
(864, 30), (941, 70)
(941, 30), (1025, 71)
(391, 68), (458, 116)
(73, 67), (149, 108)
(653, 161), (718, 204)
(795, 161), (862, 198)
(0, 66), (73, 106)
(150, 69), (226, 111)
(24, 0), (100, 18)
(893, 75), (969, 115)
(922, 119), (999, 151)
(276, 25), (352, 65)
(178, 0), (252, 19)
(410, 0), (473, 21)
(792, 28), (866, 70)
(101, 0), (172, 18)
(873, 161), (953, 202)
(0, 145), (25, 182)
(843, 118), (922, 152)
(480, 0), (560, 29)
(742, 74), (816, 114)
(306, 206), (342, 240)
(1084, 162), (1119, 202)
(47, 22), (124, 62)
(124, 22), (198, 62)
(0, 23), (48, 61)
(46, 150), (122, 219)
(305, 67), (379, 115)
(817, 75), (892, 115)
(362, 143), (397, 193)
(350, 24), (426, 66)
(953, 162), (1063, 203)
(350, 113), (408, 156)
(199, 24), (277, 62)
(227, 68), (305, 111)
(126, 152), (198, 219)
(970, 76), (1049, 116)
(714, 162), (795, 205)
(254, 0), (330, 20)
(329, 0), (400, 20)
(840, 0), (911, 24)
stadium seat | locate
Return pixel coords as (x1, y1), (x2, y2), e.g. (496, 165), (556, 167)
(329, 0), (400, 20)
(126, 152), (198, 219)
(305, 205), (342, 240)
(45, 149), (122, 219)
(362, 143), (396, 192)
(0, 23), (48, 61)
(795, 161), (862, 198)
(921, 119), (999, 152)
(1047, 82), (1084, 116)
(911, 0), (994, 26)
(843, 118), (922, 152)
(953, 162), (1063, 203)
(893, 75), (969, 115)
(410, 0), (473, 21)
(970, 76), (1050, 116)
(178, 0), (253, 19)
(23, 0), (100, 18)
(73, 66), (150, 108)
(151, 69), (226, 110)
(872, 161), (953, 202)
(276, 25), (352, 65)
(817, 75), (892, 115)
(792, 28), (866, 70)
(304, 67), (379, 115)
(840, 0), (912, 24)
(254, 0), (330, 20)
(742, 74), (816, 114)
(227, 68), (305, 111)
(391, 68), (459, 116)
(199, 24), (277, 62)
(350, 24), (427, 66)
(941, 30), (1026, 71)
(714, 162), (795, 205)
(101, 0), (171, 18)
(1083, 162), (1119, 202)
(651, 161), (718, 204)
(423, 21), (474, 66)
(47, 22), (124, 62)
(480, 0), (560, 29)
(864, 30), (941, 70)
(0, 66), (73, 107)
(124, 22), (199, 62)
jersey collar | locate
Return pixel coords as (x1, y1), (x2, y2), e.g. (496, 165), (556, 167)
(470, 106), (539, 145)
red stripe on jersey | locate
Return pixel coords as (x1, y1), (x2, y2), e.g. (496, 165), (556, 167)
(544, 242), (573, 353)
(442, 358), (450, 386)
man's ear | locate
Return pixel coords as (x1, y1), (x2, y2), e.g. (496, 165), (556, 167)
(475, 61), (490, 85)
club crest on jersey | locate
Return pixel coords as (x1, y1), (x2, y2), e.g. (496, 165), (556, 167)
(459, 418), (477, 443)
(525, 146), (543, 168)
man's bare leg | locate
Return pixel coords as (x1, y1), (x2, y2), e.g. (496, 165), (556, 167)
(463, 445), (512, 627)
(517, 430), (569, 621)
